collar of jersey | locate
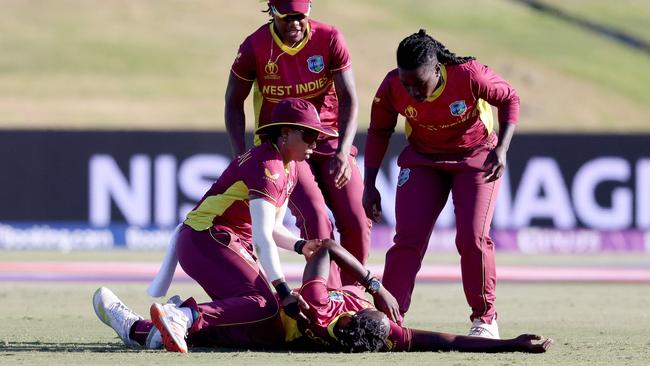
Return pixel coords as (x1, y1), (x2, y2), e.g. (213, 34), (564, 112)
(271, 142), (292, 173)
(425, 64), (447, 102)
(327, 311), (356, 341)
(269, 22), (311, 56)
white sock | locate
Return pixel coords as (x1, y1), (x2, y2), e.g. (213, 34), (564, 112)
(179, 307), (194, 329)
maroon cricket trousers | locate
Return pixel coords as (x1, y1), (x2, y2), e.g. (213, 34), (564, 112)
(382, 136), (500, 324)
(132, 224), (285, 349)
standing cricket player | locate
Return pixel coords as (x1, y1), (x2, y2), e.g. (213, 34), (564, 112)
(363, 30), (520, 339)
(225, 0), (371, 287)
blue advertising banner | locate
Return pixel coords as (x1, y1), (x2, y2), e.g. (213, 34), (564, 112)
(1, 130), (649, 252)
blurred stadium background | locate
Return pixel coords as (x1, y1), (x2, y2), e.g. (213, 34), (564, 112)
(1, 0), (649, 365)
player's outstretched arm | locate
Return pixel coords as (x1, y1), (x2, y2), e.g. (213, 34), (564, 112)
(409, 329), (553, 353)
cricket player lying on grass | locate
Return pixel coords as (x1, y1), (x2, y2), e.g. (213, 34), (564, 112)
(93, 239), (553, 353)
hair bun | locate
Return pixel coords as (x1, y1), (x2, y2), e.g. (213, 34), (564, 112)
(418, 29), (427, 36)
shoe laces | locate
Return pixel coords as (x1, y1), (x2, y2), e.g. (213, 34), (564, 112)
(107, 301), (141, 333)
(162, 304), (191, 332)
(166, 295), (183, 307)
(469, 326), (492, 336)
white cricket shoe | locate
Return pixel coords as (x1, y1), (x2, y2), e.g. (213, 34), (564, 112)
(468, 316), (500, 339)
(145, 328), (163, 349)
(92, 287), (142, 347)
(150, 302), (192, 353)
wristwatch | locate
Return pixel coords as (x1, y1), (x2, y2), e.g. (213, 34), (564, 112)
(366, 277), (382, 294)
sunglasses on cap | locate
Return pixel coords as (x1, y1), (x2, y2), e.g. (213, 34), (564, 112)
(270, 6), (308, 22)
(278, 13), (306, 22)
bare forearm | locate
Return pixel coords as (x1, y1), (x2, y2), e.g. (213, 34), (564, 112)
(322, 240), (367, 282)
(336, 97), (357, 154)
(224, 74), (253, 157)
(496, 122), (516, 152)
(364, 167), (380, 188)
(410, 329), (519, 353)
(333, 70), (359, 154)
(225, 105), (247, 157)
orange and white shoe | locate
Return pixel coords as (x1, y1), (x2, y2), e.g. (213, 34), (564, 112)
(150, 302), (191, 353)
(143, 295), (183, 350)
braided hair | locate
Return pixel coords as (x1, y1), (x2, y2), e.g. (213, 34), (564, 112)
(335, 312), (390, 353)
(263, 4), (273, 19)
(397, 29), (475, 70)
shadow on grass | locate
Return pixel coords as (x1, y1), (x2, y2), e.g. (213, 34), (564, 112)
(0, 342), (139, 353)
(0, 342), (310, 354)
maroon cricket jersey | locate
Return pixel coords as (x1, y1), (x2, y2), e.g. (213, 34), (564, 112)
(365, 60), (520, 168)
(231, 20), (351, 150)
(296, 277), (413, 351)
(184, 142), (297, 243)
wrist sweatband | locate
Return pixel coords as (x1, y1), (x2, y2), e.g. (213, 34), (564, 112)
(294, 240), (307, 254)
(274, 282), (292, 299)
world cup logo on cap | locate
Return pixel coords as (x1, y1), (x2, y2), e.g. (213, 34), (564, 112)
(405, 105), (418, 119)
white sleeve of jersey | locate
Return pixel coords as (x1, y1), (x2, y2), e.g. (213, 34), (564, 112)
(250, 197), (285, 283)
(272, 200), (302, 251)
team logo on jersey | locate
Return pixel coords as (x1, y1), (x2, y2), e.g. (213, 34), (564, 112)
(449, 100), (467, 116)
(264, 61), (280, 80)
(328, 291), (344, 302)
(404, 105), (418, 119)
(306, 55), (325, 73)
(397, 168), (411, 187)
(265, 168), (280, 181)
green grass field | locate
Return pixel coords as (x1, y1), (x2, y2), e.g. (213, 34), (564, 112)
(1, 251), (650, 365)
(1, 0), (649, 131)
(2, 282), (649, 365)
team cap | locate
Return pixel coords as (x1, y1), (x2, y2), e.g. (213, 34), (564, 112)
(269, 0), (311, 17)
(255, 98), (338, 137)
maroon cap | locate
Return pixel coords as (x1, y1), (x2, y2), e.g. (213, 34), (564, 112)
(269, 0), (311, 16)
(255, 98), (338, 137)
